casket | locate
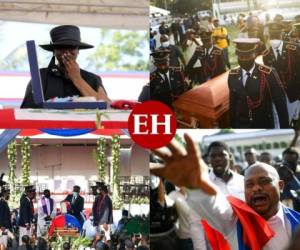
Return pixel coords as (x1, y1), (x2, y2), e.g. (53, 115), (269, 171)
(173, 72), (230, 128)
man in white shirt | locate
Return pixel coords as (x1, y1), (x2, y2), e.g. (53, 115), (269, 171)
(37, 189), (56, 237)
(151, 133), (300, 250)
(189, 141), (244, 250)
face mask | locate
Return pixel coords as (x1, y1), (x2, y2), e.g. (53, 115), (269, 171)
(44, 194), (50, 198)
(73, 192), (78, 197)
(161, 41), (170, 47)
(270, 39), (282, 48)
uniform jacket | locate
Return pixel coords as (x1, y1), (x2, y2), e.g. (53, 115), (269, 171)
(150, 68), (186, 109)
(0, 198), (11, 229)
(228, 63), (289, 128)
(187, 45), (226, 84)
(19, 196), (34, 227)
(262, 42), (300, 101)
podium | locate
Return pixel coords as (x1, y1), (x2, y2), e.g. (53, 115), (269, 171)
(174, 72), (230, 128)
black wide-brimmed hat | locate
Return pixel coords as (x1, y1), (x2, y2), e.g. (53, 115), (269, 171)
(39, 25), (94, 51)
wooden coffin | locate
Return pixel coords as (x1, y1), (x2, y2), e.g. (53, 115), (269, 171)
(173, 71), (230, 128)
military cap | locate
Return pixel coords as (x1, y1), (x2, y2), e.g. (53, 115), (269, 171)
(24, 185), (36, 192)
(233, 38), (260, 51)
(151, 49), (170, 64)
(233, 38), (260, 58)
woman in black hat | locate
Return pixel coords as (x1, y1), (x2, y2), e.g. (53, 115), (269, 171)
(21, 25), (111, 108)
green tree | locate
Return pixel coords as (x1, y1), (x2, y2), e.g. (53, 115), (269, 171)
(88, 30), (148, 72)
(173, 0), (212, 15)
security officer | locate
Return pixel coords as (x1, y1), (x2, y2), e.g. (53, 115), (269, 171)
(186, 30), (226, 84)
(19, 185), (36, 246)
(262, 22), (300, 121)
(228, 38), (289, 128)
(150, 49), (186, 109)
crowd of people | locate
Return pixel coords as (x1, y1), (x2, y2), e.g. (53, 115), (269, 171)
(0, 180), (149, 250)
(150, 136), (300, 250)
(149, 11), (300, 128)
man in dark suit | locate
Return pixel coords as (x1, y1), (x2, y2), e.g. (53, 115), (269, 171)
(150, 49), (186, 109)
(186, 30), (226, 84)
(262, 22), (300, 122)
(19, 185), (36, 246)
(228, 38), (289, 128)
(159, 34), (186, 68)
(92, 184), (113, 242)
(64, 185), (85, 226)
(0, 185), (12, 248)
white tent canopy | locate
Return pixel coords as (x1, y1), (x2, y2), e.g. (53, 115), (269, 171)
(0, 0), (148, 30)
(150, 5), (170, 16)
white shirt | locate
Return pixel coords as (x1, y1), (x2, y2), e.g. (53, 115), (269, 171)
(168, 190), (191, 239)
(271, 40), (283, 60)
(188, 189), (293, 250)
(38, 197), (56, 219)
(241, 64), (255, 87)
(209, 170), (245, 201)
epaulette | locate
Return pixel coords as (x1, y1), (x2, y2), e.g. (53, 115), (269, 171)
(212, 48), (222, 55)
(150, 72), (156, 81)
(262, 49), (270, 56)
(258, 64), (272, 74)
(286, 43), (297, 51)
(229, 67), (240, 75)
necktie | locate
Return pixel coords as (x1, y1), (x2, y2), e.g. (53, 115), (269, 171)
(245, 72), (251, 88)
(163, 72), (171, 90)
(276, 49), (281, 61)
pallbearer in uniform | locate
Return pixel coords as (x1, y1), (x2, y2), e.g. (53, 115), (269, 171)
(262, 22), (300, 122)
(228, 38), (289, 128)
(186, 30), (226, 84)
(19, 185), (36, 246)
(150, 49), (186, 109)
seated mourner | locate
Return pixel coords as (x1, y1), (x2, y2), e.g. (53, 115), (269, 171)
(21, 25), (111, 108)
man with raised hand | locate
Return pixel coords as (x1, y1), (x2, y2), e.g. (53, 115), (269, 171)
(151, 134), (300, 250)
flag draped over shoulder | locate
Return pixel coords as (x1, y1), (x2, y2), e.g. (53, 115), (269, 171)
(201, 195), (275, 250)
